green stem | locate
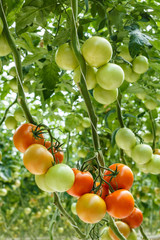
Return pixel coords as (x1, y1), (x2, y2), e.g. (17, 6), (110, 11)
(109, 216), (127, 240)
(0, 96), (17, 125)
(70, 0), (105, 168)
(139, 225), (149, 240)
(116, 92), (124, 128)
(148, 110), (156, 151)
(53, 192), (86, 239)
(0, 1), (35, 124)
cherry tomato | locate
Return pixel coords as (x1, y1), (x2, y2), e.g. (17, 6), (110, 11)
(23, 144), (53, 175)
(13, 123), (44, 153)
(105, 189), (134, 219)
(103, 163), (134, 190)
(123, 207), (143, 228)
(93, 182), (109, 200)
(76, 193), (106, 223)
(45, 141), (64, 163)
(67, 168), (93, 197)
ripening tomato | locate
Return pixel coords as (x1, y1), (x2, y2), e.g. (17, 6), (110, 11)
(103, 163), (134, 190)
(76, 193), (106, 223)
(67, 168), (94, 197)
(108, 221), (130, 240)
(44, 141), (64, 163)
(93, 182), (109, 200)
(13, 123), (44, 153)
(23, 144), (53, 175)
(105, 189), (134, 219)
(123, 207), (143, 228)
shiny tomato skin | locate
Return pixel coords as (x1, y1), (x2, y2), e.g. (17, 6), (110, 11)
(105, 189), (134, 219)
(76, 193), (106, 223)
(23, 144), (53, 175)
(67, 168), (94, 197)
(93, 182), (109, 200)
(45, 141), (64, 163)
(123, 207), (143, 228)
(103, 163), (134, 190)
(13, 123), (44, 153)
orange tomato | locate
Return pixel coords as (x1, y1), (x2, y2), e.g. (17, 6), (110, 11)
(44, 141), (64, 163)
(108, 221), (130, 240)
(13, 123), (44, 153)
(76, 193), (106, 223)
(23, 144), (53, 175)
(123, 207), (143, 228)
(67, 168), (93, 197)
(105, 189), (134, 219)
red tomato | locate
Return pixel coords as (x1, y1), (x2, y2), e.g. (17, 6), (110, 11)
(123, 207), (143, 228)
(13, 123), (44, 153)
(103, 163), (134, 190)
(67, 168), (93, 197)
(45, 141), (64, 164)
(93, 182), (109, 200)
(76, 193), (106, 223)
(105, 189), (134, 219)
(23, 144), (53, 175)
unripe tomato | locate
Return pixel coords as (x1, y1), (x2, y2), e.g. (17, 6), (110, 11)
(136, 92), (146, 100)
(5, 116), (17, 130)
(0, 18), (3, 35)
(71, 202), (77, 215)
(123, 207), (143, 228)
(44, 141), (64, 164)
(131, 144), (152, 164)
(132, 55), (149, 74)
(24, 207), (31, 215)
(35, 174), (53, 192)
(9, 67), (17, 77)
(100, 227), (112, 240)
(108, 221), (130, 240)
(127, 229), (137, 240)
(93, 85), (118, 105)
(13, 123), (44, 153)
(23, 144), (53, 175)
(81, 117), (91, 128)
(120, 64), (140, 83)
(0, 188), (7, 196)
(103, 163), (134, 191)
(67, 168), (94, 197)
(55, 43), (78, 70)
(76, 193), (106, 223)
(144, 98), (157, 110)
(0, 33), (11, 56)
(105, 189), (134, 219)
(82, 36), (112, 68)
(115, 128), (136, 150)
(14, 107), (26, 122)
(145, 154), (160, 174)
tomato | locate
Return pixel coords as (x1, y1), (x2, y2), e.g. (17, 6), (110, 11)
(131, 144), (152, 164)
(45, 163), (75, 192)
(13, 123), (44, 153)
(58, 227), (64, 233)
(44, 141), (64, 163)
(0, 18), (3, 35)
(105, 189), (134, 219)
(154, 149), (160, 155)
(0, 188), (7, 196)
(142, 132), (153, 143)
(55, 43), (78, 70)
(108, 221), (130, 240)
(120, 64), (140, 83)
(144, 98), (157, 110)
(67, 168), (94, 197)
(9, 67), (17, 77)
(0, 33), (11, 56)
(82, 36), (112, 68)
(23, 144), (53, 175)
(24, 207), (31, 215)
(115, 128), (136, 151)
(76, 193), (106, 223)
(145, 154), (160, 174)
(77, 149), (88, 158)
(123, 207), (143, 228)
(71, 202), (77, 215)
(93, 182), (109, 200)
(93, 85), (118, 105)
(127, 229), (137, 240)
(132, 55), (149, 74)
(96, 63), (124, 90)
(35, 174), (53, 192)
(103, 163), (134, 191)
(14, 107), (26, 122)
(5, 116), (17, 130)
(82, 117), (91, 128)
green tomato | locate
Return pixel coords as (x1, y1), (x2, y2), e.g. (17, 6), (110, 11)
(93, 85), (118, 105)
(118, 45), (132, 62)
(115, 128), (136, 150)
(0, 33), (11, 56)
(0, 188), (7, 196)
(136, 92), (146, 100)
(58, 227), (64, 234)
(77, 149), (88, 158)
(96, 63), (124, 90)
(8, 78), (18, 92)
(82, 117), (90, 128)
(35, 174), (53, 192)
(14, 107), (26, 122)
(0, 18), (3, 35)
(144, 99), (157, 110)
(0, 151), (2, 161)
(82, 36), (112, 68)
(15, 179), (21, 188)
(45, 164), (75, 192)
(127, 229), (137, 240)
(132, 55), (149, 74)
(124, 148), (132, 157)
(146, 154), (160, 174)
(5, 116), (17, 130)
(136, 162), (149, 173)
(142, 132), (153, 143)
(55, 43), (78, 70)
(9, 67), (17, 77)
(131, 144), (152, 164)
(100, 227), (112, 240)
(76, 124), (84, 132)
(71, 202), (77, 215)
(24, 207), (31, 215)
(73, 65), (97, 90)
(121, 64), (140, 83)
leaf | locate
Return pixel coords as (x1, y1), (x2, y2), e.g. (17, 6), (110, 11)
(22, 48), (48, 66)
(84, 0), (89, 13)
(0, 164), (12, 181)
(105, 109), (116, 128)
(150, 39), (160, 51)
(52, 29), (71, 46)
(65, 114), (82, 131)
(98, 18), (107, 31)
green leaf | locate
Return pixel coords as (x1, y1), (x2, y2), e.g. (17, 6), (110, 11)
(111, 128), (119, 148)
(0, 164), (11, 181)
(65, 114), (82, 131)
(22, 48), (48, 66)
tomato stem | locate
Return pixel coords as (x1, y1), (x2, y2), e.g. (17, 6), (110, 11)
(109, 216), (127, 240)
(0, 96), (17, 126)
(148, 110), (156, 151)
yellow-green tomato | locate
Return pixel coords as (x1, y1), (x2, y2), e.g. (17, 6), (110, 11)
(142, 132), (153, 143)
(82, 36), (112, 68)
(136, 162), (149, 174)
(0, 188), (7, 196)
(82, 117), (90, 128)
(8, 78), (18, 92)
(115, 128), (136, 150)
(14, 108), (26, 122)
(100, 227), (112, 240)
(24, 207), (31, 215)
(9, 67), (17, 77)
(73, 65), (97, 90)
(0, 18), (3, 35)
(132, 55), (149, 74)
(58, 227), (64, 234)
(55, 43), (78, 70)
(71, 202), (77, 215)
(35, 174), (53, 192)
(127, 229), (137, 240)
(118, 45), (132, 62)
(93, 85), (118, 105)
(0, 33), (11, 56)
(5, 116), (17, 130)
(131, 144), (153, 164)
(144, 98), (157, 110)
(15, 179), (21, 188)
(45, 164), (75, 192)
(121, 64), (140, 83)
(145, 154), (160, 174)
(77, 149), (88, 158)
(96, 63), (124, 90)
